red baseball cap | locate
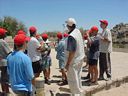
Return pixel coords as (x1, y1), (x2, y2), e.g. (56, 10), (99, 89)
(14, 34), (30, 46)
(29, 26), (37, 33)
(0, 28), (7, 36)
(99, 20), (108, 26)
(57, 32), (62, 39)
(63, 33), (69, 37)
(17, 30), (26, 35)
(90, 26), (99, 32)
(42, 33), (48, 39)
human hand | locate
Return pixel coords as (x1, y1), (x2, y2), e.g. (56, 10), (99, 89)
(65, 64), (69, 71)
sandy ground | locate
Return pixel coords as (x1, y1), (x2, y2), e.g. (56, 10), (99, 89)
(44, 49), (128, 95)
(45, 49), (128, 95)
(94, 83), (128, 96)
(0, 49), (128, 96)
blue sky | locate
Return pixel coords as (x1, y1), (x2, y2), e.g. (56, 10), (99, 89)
(0, 0), (128, 33)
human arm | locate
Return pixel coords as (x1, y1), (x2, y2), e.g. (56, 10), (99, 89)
(65, 36), (77, 71)
(99, 30), (112, 43)
(2, 41), (12, 56)
(24, 56), (35, 85)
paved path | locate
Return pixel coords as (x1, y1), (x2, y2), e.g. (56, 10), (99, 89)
(44, 49), (128, 96)
(0, 49), (128, 96)
(94, 83), (128, 96)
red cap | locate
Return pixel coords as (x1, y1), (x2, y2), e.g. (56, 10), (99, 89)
(90, 26), (99, 32)
(17, 30), (26, 35)
(99, 20), (108, 26)
(42, 33), (48, 39)
(57, 32), (62, 39)
(63, 33), (69, 37)
(29, 26), (37, 33)
(0, 28), (7, 36)
(14, 34), (30, 46)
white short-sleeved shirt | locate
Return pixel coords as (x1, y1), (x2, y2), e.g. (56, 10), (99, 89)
(0, 39), (12, 66)
(27, 37), (41, 62)
(99, 28), (112, 53)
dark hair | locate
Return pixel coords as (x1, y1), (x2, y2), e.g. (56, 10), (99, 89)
(0, 34), (6, 39)
(67, 24), (76, 29)
(14, 44), (24, 50)
(72, 24), (76, 29)
(30, 32), (36, 37)
(43, 38), (47, 41)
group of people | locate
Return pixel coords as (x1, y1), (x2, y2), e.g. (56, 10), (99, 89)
(0, 17), (112, 96)
(0, 25), (52, 96)
(83, 20), (112, 86)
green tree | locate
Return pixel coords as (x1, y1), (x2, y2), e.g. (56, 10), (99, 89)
(0, 16), (27, 37)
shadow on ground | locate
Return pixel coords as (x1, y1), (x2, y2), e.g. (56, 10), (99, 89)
(82, 80), (91, 86)
(53, 75), (62, 78)
(50, 79), (61, 83)
(56, 93), (70, 96)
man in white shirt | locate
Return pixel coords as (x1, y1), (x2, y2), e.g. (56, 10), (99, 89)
(65, 18), (85, 96)
(0, 28), (12, 95)
(98, 20), (112, 80)
(27, 26), (42, 77)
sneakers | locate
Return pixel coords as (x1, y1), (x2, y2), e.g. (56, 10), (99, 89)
(58, 80), (68, 86)
(105, 75), (111, 81)
(107, 74), (111, 79)
(98, 74), (111, 81)
(98, 76), (105, 81)
(45, 79), (51, 85)
(83, 74), (90, 80)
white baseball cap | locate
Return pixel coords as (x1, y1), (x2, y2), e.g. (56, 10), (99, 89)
(65, 18), (76, 26)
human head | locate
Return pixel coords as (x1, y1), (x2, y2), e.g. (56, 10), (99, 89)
(42, 33), (48, 41)
(90, 26), (99, 36)
(14, 34), (30, 50)
(29, 26), (37, 37)
(65, 18), (76, 32)
(17, 30), (26, 35)
(57, 32), (63, 40)
(0, 28), (7, 39)
(86, 30), (92, 37)
(36, 34), (41, 39)
(83, 33), (88, 40)
(99, 20), (108, 29)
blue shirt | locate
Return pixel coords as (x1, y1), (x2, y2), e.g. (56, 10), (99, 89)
(7, 51), (34, 92)
(55, 38), (65, 61)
